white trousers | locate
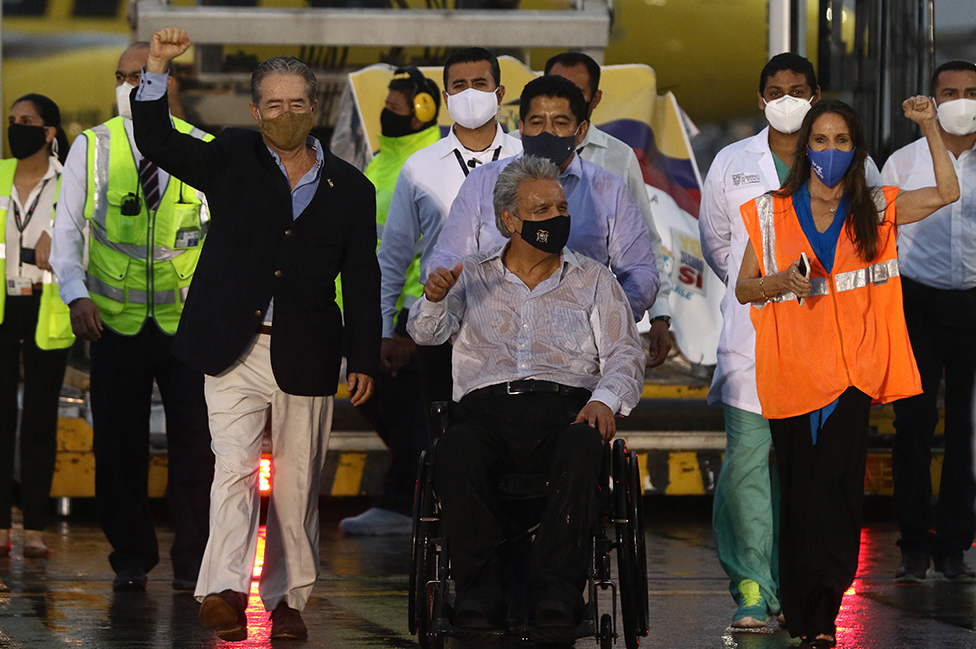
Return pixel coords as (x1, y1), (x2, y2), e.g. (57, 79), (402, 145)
(194, 334), (333, 611)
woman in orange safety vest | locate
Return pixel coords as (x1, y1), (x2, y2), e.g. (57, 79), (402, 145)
(735, 97), (960, 648)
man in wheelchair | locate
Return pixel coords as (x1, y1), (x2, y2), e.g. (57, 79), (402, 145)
(407, 155), (646, 630)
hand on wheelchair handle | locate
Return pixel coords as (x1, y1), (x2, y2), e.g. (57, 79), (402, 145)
(574, 400), (616, 441)
(423, 263), (463, 303)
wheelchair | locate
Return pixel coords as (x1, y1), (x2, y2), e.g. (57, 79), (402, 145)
(409, 401), (649, 649)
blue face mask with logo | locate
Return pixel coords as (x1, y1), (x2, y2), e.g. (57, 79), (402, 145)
(806, 146), (856, 188)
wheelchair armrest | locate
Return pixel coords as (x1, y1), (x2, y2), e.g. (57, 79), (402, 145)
(430, 400), (451, 439)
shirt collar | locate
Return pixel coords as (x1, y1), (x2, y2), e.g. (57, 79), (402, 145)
(483, 243), (583, 271)
(440, 122), (515, 159)
(578, 124), (607, 152)
(266, 135), (325, 168)
(746, 126), (772, 154)
(560, 152), (583, 181)
(44, 156), (63, 178)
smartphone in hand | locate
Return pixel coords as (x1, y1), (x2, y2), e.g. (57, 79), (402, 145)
(797, 252), (810, 306)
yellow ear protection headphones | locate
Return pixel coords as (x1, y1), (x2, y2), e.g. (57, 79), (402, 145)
(395, 66), (437, 124)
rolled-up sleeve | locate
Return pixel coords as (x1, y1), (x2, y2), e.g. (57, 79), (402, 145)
(406, 273), (466, 347)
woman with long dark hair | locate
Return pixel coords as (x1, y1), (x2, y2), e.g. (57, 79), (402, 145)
(735, 97), (959, 647)
(0, 94), (74, 559)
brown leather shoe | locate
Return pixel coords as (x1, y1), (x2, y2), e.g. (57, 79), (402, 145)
(198, 589), (248, 642)
(270, 601), (308, 640)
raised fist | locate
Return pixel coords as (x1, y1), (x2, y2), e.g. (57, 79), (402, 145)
(148, 28), (191, 72)
(902, 95), (937, 126)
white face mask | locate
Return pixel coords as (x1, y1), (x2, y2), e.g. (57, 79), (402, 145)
(763, 95), (814, 134)
(937, 98), (976, 136)
(116, 82), (137, 120)
(447, 87), (499, 130)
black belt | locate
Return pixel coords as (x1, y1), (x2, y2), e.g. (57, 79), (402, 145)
(465, 380), (591, 401)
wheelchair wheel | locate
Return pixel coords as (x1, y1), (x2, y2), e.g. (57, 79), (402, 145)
(612, 439), (649, 649)
(409, 449), (440, 648)
(600, 613), (613, 649)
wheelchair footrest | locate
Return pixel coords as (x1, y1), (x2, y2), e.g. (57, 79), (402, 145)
(432, 617), (596, 643)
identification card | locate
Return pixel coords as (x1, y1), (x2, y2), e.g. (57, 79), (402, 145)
(175, 228), (201, 249)
(6, 277), (33, 296)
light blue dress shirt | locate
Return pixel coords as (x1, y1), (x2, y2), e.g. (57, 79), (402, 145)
(426, 153), (660, 321)
(137, 69), (325, 322)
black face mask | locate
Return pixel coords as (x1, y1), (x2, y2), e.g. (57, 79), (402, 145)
(516, 214), (571, 254)
(8, 123), (49, 160)
(521, 130), (577, 167)
(380, 108), (417, 138)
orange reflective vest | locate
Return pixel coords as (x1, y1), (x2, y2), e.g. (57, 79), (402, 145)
(740, 186), (921, 419)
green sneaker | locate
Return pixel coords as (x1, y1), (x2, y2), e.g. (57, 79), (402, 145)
(731, 579), (768, 629)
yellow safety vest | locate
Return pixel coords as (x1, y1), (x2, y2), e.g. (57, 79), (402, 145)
(0, 158), (74, 350)
(82, 116), (213, 335)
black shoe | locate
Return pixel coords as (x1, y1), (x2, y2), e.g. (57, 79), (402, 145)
(936, 556), (976, 582)
(453, 597), (500, 629)
(534, 599), (577, 628)
(172, 577), (197, 591)
(112, 571), (148, 591)
(894, 554), (930, 583)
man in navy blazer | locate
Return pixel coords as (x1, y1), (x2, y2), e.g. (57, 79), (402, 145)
(133, 28), (380, 641)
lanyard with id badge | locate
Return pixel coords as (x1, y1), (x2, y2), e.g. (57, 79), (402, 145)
(7, 177), (50, 297)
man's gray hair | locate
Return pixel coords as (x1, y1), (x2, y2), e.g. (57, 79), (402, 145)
(493, 155), (561, 238)
(250, 56), (317, 105)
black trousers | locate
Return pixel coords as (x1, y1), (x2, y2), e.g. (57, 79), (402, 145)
(892, 277), (976, 561)
(416, 341), (454, 438)
(354, 353), (429, 515)
(0, 292), (69, 530)
(770, 387), (870, 640)
(89, 324), (213, 580)
(432, 391), (603, 608)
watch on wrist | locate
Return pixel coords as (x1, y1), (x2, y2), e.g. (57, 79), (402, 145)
(650, 315), (671, 328)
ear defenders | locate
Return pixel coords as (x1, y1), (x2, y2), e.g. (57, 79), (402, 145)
(395, 66), (437, 124)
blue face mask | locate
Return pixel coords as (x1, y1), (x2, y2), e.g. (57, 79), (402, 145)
(806, 146), (856, 188)
(521, 129), (578, 167)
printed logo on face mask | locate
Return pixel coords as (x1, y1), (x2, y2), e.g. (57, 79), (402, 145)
(536, 230), (550, 243)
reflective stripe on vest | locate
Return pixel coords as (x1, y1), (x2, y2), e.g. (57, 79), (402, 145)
(91, 124), (112, 230)
(835, 258), (900, 292)
(88, 275), (187, 305)
(90, 224), (187, 262)
(755, 191), (896, 300)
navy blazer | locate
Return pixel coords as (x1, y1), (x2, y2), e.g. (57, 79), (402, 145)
(132, 94), (380, 396)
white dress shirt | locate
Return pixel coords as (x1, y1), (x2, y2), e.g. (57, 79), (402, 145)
(51, 118), (172, 306)
(699, 126), (881, 413)
(407, 246), (644, 415)
(578, 124), (672, 319)
(376, 123), (522, 338)
(882, 136), (976, 290)
(4, 156), (61, 285)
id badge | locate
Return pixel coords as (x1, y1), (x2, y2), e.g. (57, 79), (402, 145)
(6, 277), (32, 296)
(175, 228), (201, 249)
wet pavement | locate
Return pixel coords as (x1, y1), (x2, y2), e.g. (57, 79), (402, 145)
(0, 498), (974, 648)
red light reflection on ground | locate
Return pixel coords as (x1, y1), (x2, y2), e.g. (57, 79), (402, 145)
(252, 525), (266, 579)
(259, 457), (272, 493)
(834, 526), (883, 647)
(227, 525), (272, 647)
